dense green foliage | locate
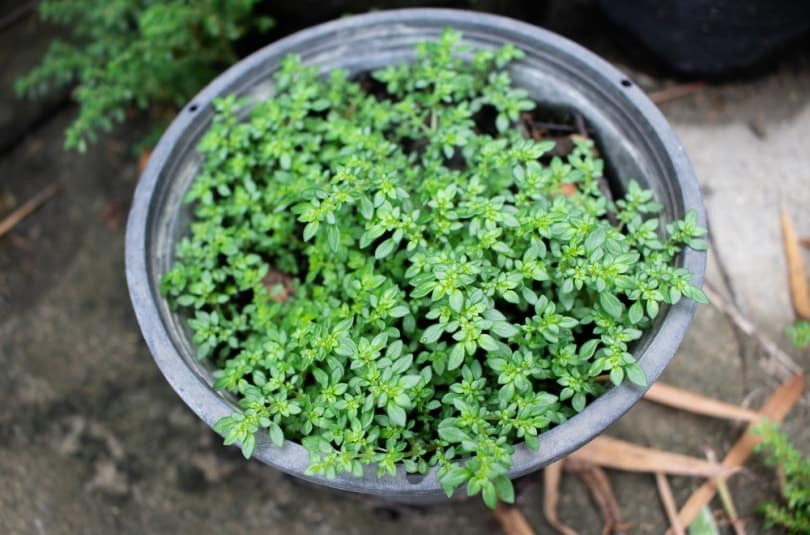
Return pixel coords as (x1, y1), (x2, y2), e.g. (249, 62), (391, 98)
(754, 422), (810, 533)
(787, 320), (810, 349)
(161, 30), (708, 507)
(16, 0), (272, 151)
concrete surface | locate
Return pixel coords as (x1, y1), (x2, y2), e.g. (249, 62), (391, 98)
(1, 5), (809, 535)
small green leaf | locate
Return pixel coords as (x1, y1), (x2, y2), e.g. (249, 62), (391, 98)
(241, 434), (256, 459)
(624, 363), (647, 386)
(482, 481), (497, 509)
(609, 366), (624, 386)
(303, 221), (319, 241)
(493, 475), (515, 504)
(438, 425), (469, 443)
(421, 323), (444, 344)
(629, 301), (644, 324)
(646, 299), (660, 319)
(688, 505), (719, 535)
(449, 291), (464, 313)
(326, 225), (340, 252)
(387, 404), (407, 427)
(478, 333), (499, 352)
(269, 423), (284, 447)
(491, 321), (519, 338)
(390, 305), (410, 318)
(375, 238), (396, 259)
(439, 466), (469, 496)
(448, 343), (465, 370)
(600, 292), (623, 320)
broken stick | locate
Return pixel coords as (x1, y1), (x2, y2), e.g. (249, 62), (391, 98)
(0, 183), (61, 239)
(780, 208), (810, 319)
(643, 382), (760, 422)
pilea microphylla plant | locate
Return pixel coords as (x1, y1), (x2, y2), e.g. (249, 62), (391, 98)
(161, 29), (708, 508)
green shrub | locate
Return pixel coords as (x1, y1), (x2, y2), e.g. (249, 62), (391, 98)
(754, 421), (810, 533)
(16, 0), (272, 152)
(160, 30), (707, 507)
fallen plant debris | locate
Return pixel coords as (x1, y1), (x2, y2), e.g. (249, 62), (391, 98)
(493, 373), (805, 535)
(0, 182), (61, 240)
(261, 268), (295, 304)
(656, 472), (685, 535)
(647, 82), (706, 105)
(493, 502), (535, 535)
(643, 382), (760, 422)
(565, 459), (628, 535)
(780, 208), (810, 319)
(668, 373), (805, 532)
(569, 436), (733, 478)
(705, 213), (751, 390)
(543, 460), (577, 535)
(138, 149), (152, 174)
(705, 448), (746, 535)
(703, 282), (802, 379)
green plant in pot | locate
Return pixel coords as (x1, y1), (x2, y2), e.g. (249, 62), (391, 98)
(159, 29), (708, 508)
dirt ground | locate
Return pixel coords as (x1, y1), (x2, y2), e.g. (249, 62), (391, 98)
(1, 5), (809, 535)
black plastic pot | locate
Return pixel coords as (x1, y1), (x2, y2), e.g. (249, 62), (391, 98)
(126, 8), (706, 504)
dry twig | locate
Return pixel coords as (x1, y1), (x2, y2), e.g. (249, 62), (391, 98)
(780, 208), (810, 319)
(703, 282), (802, 379)
(705, 449), (746, 535)
(0, 182), (61, 239)
(643, 383), (760, 422)
(543, 461), (578, 535)
(569, 436), (734, 478)
(566, 459), (628, 535)
(655, 473), (685, 535)
(647, 82), (706, 104)
(706, 212), (750, 390)
(493, 502), (536, 535)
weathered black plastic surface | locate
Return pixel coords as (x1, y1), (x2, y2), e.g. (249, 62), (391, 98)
(126, 8), (706, 503)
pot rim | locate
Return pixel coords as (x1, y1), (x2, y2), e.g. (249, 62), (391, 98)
(126, 7), (706, 499)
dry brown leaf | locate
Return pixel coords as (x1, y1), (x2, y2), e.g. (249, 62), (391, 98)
(569, 436), (735, 478)
(262, 269), (295, 303)
(655, 472), (685, 535)
(781, 208), (810, 319)
(493, 502), (536, 535)
(138, 149), (153, 174)
(668, 374), (805, 533)
(543, 460), (578, 535)
(0, 183), (61, 239)
(566, 460), (628, 535)
(560, 183), (578, 197)
(644, 383), (760, 422)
